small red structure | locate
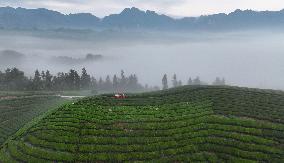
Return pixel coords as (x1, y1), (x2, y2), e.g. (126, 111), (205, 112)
(114, 93), (126, 99)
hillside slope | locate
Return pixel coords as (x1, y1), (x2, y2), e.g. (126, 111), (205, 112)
(0, 94), (68, 146)
(0, 86), (283, 162)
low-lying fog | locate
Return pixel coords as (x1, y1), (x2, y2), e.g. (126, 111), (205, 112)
(0, 29), (284, 90)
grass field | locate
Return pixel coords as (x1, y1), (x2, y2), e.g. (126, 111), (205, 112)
(0, 93), (69, 146)
(0, 85), (283, 162)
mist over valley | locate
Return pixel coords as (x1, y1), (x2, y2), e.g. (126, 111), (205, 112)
(0, 28), (283, 89)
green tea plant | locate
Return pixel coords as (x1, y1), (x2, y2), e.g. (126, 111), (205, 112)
(0, 95), (67, 146)
(0, 85), (283, 162)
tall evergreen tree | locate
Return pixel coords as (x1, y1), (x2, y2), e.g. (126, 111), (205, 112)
(45, 70), (53, 90)
(41, 71), (46, 80)
(187, 77), (193, 85)
(162, 74), (168, 90)
(193, 76), (201, 85)
(53, 72), (67, 90)
(80, 68), (91, 90)
(120, 70), (127, 91)
(33, 70), (42, 90)
(221, 78), (226, 85)
(213, 77), (221, 85)
(41, 71), (46, 89)
(212, 77), (226, 85)
(74, 71), (80, 90)
(172, 74), (178, 88)
(66, 69), (80, 90)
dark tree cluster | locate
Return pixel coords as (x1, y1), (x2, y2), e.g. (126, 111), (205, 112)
(0, 68), (226, 92)
(0, 68), (149, 93)
(95, 70), (147, 93)
(187, 77), (202, 86)
(212, 77), (226, 86)
(0, 68), (29, 91)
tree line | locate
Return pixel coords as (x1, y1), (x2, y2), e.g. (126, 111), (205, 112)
(0, 68), (226, 92)
(162, 74), (225, 90)
(0, 68), (153, 92)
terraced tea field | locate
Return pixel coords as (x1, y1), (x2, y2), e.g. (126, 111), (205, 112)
(0, 94), (68, 146)
(0, 86), (283, 162)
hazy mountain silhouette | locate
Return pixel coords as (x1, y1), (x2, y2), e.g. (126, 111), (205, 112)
(0, 50), (25, 65)
(0, 6), (284, 30)
(0, 7), (100, 29)
(102, 7), (175, 29)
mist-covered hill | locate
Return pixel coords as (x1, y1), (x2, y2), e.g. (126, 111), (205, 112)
(0, 6), (284, 31)
(0, 50), (25, 65)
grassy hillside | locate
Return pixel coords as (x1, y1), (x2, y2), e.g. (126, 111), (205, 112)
(0, 86), (283, 162)
(0, 94), (68, 146)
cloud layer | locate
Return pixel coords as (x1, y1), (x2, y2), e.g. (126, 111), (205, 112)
(0, 0), (284, 17)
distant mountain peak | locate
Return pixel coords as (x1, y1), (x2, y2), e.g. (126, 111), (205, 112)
(125, 7), (142, 12)
(119, 7), (160, 17)
(120, 7), (145, 15)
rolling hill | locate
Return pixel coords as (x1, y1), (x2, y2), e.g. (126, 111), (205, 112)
(0, 85), (283, 162)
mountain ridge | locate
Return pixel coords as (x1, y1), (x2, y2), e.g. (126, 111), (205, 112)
(0, 6), (284, 30)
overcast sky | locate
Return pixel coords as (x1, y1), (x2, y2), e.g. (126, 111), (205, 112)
(0, 0), (284, 18)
